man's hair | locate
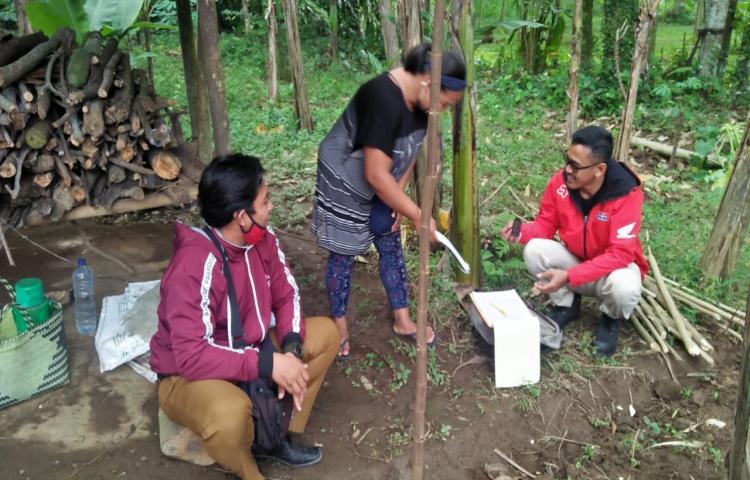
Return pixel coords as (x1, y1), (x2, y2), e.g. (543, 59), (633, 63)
(402, 42), (467, 87)
(571, 126), (613, 163)
(198, 154), (265, 228)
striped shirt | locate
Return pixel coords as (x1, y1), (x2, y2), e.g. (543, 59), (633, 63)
(311, 74), (427, 255)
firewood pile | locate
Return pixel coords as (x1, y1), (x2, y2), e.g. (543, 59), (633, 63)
(0, 28), (199, 227)
(630, 246), (747, 366)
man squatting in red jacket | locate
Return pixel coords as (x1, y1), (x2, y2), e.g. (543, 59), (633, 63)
(502, 126), (648, 356)
(150, 154), (339, 480)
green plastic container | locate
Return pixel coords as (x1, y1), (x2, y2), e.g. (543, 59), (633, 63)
(12, 277), (50, 333)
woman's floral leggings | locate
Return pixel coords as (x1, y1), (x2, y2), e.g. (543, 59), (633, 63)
(325, 197), (409, 318)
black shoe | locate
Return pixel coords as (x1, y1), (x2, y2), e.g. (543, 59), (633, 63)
(595, 313), (623, 357)
(546, 294), (581, 330)
(254, 435), (322, 468)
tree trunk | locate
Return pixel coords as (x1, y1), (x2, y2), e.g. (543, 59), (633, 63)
(177, 0), (212, 164)
(565, 0), (582, 143)
(718, 0), (738, 73)
(581, 0), (594, 71)
(242, 0), (252, 35)
(412, 0), (446, 476)
(737, 19), (750, 90)
(197, 0), (231, 157)
(266, 0), (279, 101)
(699, 0), (730, 78)
(614, 0), (660, 163)
(398, 0), (423, 50)
(450, 0), (478, 287)
(729, 286), (750, 480)
(700, 113), (750, 279)
(328, 0), (338, 57)
(379, 0), (400, 67)
(281, 0), (314, 131)
(13, 0), (32, 35)
(602, 0), (638, 78)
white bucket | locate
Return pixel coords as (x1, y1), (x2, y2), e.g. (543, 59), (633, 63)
(469, 290), (540, 388)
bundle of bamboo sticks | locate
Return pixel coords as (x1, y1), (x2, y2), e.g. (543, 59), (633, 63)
(630, 246), (746, 365)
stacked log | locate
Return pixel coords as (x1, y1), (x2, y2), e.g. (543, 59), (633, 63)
(0, 28), (189, 226)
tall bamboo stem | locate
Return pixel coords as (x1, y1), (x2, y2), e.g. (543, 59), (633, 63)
(412, 0), (446, 476)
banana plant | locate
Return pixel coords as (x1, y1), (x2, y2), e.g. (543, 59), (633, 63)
(25, 0), (171, 43)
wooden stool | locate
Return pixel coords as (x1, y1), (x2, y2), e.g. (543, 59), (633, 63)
(158, 408), (215, 466)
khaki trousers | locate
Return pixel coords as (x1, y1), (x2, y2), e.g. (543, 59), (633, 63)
(523, 238), (642, 320)
(158, 316), (339, 480)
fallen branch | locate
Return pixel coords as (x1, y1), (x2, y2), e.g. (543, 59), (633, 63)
(494, 449), (536, 478)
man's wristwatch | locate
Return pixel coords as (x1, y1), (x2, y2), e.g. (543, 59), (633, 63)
(283, 342), (304, 360)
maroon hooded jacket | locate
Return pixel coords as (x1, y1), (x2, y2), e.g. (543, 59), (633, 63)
(149, 222), (303, 382)
(519, 161), (648, 287)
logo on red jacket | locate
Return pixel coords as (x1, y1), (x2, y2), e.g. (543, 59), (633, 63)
(596, 212), (609, 222)
(616, 222), (637, 239)
(556, 184), (568, 199)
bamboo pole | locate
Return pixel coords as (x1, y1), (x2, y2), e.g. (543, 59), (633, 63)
(412, 0), (446, 477)
(631, 309), (659, 352)
(646, 246), (701, 356)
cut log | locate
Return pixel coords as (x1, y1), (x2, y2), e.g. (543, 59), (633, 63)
(146, 119), (172, 148)
(98, 50), (122, 98)
(0, 91), (17, 113)
(30, 153), (55, 173)
(84, 33), (103, 63)
(33, 172), (54, 188)
(0, 32), (47, 68)
(100, 179), (145, 209)
(83, 99), (104, 139)
(18, 81), (33, 102)
(107, 163), (126, 184)
(25, 120), (51, 149)
(35, 83), (50, 119)
(149, 150), (182, 180)
(0, 113), (9, 126)
(0, 126), (13, 148)
(105, 54), (131, 125)
(49, 181), (75, 221)
(0, 29), (69, 88)
(140, 174), (168, 190)
(4, 147), (29, 199)
(109, 155), (156, 176)
(54, 155), (72, 187)
(630, 136), (725, 167)
(0, 154), (17, 178)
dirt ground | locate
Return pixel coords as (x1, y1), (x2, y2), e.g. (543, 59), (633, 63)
(0, 212), (741, 480)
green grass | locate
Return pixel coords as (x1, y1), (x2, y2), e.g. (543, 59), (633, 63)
(143, 26), (749, 310)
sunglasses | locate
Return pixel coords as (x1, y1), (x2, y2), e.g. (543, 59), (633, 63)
(562, 151), (603, 173)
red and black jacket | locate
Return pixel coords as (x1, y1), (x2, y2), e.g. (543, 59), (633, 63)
(519, 160), (649, 287)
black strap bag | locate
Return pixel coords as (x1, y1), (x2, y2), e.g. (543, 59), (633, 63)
(204, 227), (293, 452)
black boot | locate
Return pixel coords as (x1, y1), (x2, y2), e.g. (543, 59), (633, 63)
(546, 294), (581, 330)
(254, 434), (322, 467)
(595, 313), (622, 357)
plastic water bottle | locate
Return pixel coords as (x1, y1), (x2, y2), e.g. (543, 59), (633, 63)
(73, 258), (97, 335)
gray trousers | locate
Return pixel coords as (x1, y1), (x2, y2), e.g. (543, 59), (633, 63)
(523, 238), (642, 320)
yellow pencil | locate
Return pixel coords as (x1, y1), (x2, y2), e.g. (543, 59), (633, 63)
(491, 302), (507, 316)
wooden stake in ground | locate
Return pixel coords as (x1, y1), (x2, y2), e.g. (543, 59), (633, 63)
(613, 0), (660, 163)
(700, 111), (750, 279)
(197, 0), (231, 157)
(412, 1), (446, 477)
(281, 0), (314, 131)
(565, 0), (582, 143)
(729, 286), (750, 480)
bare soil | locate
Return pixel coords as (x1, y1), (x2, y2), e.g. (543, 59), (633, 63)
(0, 213), (740, 480)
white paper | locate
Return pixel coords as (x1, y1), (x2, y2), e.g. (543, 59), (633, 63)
(434, 232), (470, 273)
(469, 290), (535, 327)
(95, 280), (161, 374)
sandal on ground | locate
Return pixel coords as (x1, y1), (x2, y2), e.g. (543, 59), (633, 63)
(392, 328), (438, 347)
(336, 336), (351, 361)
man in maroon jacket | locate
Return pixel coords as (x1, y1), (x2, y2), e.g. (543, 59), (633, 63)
(502, 126), (648, 356)
(150, 154), (339, 479)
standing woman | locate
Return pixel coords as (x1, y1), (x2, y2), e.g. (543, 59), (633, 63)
(311, 43), (466, 359)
